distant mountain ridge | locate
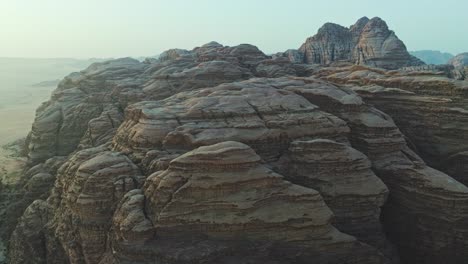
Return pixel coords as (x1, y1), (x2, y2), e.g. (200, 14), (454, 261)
(410, 50), (454, 65)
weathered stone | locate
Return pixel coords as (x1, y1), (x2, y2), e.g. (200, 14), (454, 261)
(8, 32), (468, 264)
(298, 17), (424, 69)
(108, 142), (386, 263)
(113, 78), (350, 162)
(276, 139), (389, 248)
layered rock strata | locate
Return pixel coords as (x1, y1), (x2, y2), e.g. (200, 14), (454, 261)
(109, 142), (386, 263)
(276, 139), (388, 247)
(113, 78), (350, 162)
(297, 17), (424, 69)
(287, 76), (468, 264)
(6, 34), (468, 264)
(314, 65), (468, 186)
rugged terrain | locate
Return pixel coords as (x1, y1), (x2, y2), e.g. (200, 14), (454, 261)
(3, 17), (468, 264)
(282, 17), (425, 69)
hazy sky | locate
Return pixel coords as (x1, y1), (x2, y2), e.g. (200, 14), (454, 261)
(1, 0), (466, 58)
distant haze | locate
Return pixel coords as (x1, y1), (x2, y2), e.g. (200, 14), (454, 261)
(410, 50), (454, 65)
(1, 0), (466, 58)
(0, 58), (98, 145)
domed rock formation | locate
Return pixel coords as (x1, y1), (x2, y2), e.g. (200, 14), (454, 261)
(112, 78), (350, 162)
(108, 141), (386, 263)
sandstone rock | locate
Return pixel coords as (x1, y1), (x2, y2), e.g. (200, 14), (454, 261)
(25, 43), (271, 165)
(272, 49), (304, 63)
(158, 49), (193, 62)
(46, 146), (144, 264)
(9, 199), (68, 264)
(27, 58), (150, 164)
(142, 60), (253, 99)
(109, 141), (386, 263)
(448, 53), (468, 80)
(316, 64), (468, 186)
(9, 37), (468, 264)
(449, 52), (468, 68)
(290, 75), (468, 264)
(276, 139), (389, 248)
(112, 189), (154, 245)
(298, 17), (424, 69)
(113, 78), (350, 162)
(255, 57), (298, 77)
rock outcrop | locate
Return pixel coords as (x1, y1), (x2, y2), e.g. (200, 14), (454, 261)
(449, 52), (468, 68)
(113, 78), (350, 162)
(449, 53), (468, 79)
(276, 139), (389, 248)
(297, 17), (424, 69)
(290, 76), (468, 264)
(314, 64), (468, 187)
(106, 142), (385, 263)
(6, 22), (468, 264)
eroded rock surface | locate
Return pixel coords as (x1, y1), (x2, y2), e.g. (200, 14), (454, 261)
(297, 17), (424, 69)
(109, 142), (386, 263)
(276, 139), (389, 249)
(292, 74), (468, 264)
(6, 25), (468, 264)
(314, 64), (468, 186)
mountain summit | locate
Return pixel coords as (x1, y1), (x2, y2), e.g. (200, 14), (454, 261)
(297, 17), (424, 69)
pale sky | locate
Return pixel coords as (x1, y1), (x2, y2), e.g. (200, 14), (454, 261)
(0, 0), (466, 58)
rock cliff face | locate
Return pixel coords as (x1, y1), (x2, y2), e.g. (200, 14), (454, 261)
(109, 141), (384, 263)
(449, 53), (468, 79)
(297, 17), (424, 69)
(314, 64), (468, 187)
(5, 18), (468, 264)
(276, 139), (389, 249)
(449, 53), (468, 68)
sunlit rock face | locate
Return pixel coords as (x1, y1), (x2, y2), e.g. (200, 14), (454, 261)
(7, 23), (468, 264)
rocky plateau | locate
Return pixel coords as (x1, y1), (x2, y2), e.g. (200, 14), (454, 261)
(2, 17), (468, 264)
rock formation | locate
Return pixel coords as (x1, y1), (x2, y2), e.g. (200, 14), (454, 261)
(449, 53), (468, 79)
(314, 64), (468, 187)
(296, 17), (424, 69)
(449, 52), (468, 68)
(107, 142), (385, 263)
(276, 139), (389, 249)
(5, 18), (468, 264)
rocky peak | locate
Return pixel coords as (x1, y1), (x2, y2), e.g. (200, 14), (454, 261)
(351, 16), (370, 30)
(6, 20), (468, 264)
(298, 17), (424, 69)
(362, 17), (389, 32)
(317, 22), (350, 36)
(201, 41), (223, 48)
